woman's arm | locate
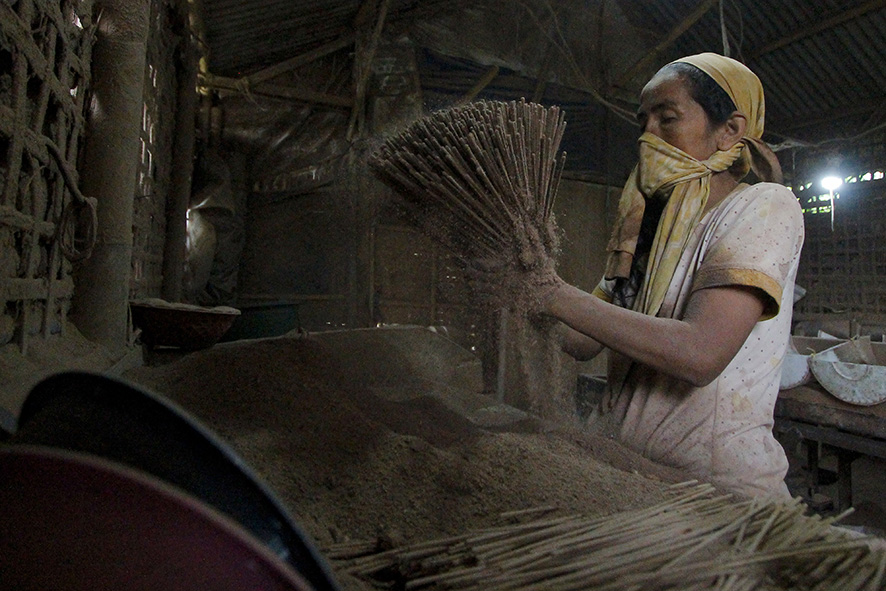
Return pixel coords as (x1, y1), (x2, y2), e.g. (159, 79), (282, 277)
(557, 323), (605, 361)
(543, 282), (765, 386)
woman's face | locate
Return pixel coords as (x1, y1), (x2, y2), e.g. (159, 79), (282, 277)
(637, 71), (723, 161)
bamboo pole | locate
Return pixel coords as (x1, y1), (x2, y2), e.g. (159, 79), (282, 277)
(70, 0), (152, 353)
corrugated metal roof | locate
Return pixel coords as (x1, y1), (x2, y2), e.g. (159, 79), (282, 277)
(197, 0), (886, 146)
(202, 0), (358, 75)
(201, 0), (461, 76)
(621, 0), (886, 140)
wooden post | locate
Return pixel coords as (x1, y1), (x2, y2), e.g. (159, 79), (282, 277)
(70, 0), (152, 353)
(161, 36), (199, 302)
(457, 65), (499, 105)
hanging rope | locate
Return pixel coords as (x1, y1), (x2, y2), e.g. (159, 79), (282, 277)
(43, 137), (98, 261)
(719, 0), (731, 57)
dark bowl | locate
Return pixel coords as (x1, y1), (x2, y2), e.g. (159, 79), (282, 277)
(130, 299), (240, 349)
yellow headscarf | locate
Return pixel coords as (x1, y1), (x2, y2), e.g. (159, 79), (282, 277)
(603, 53), (783, 317)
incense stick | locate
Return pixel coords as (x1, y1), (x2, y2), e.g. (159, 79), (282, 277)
(327, 483), (886, 591)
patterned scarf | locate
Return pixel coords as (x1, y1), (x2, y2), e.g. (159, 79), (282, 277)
(604, 53), (782, 317)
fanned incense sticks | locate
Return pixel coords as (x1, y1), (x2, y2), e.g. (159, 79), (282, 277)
(328, 482), (886, 591)
(369, 99), (567, 288)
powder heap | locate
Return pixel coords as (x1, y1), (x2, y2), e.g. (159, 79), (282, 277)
(123, 328), (689, 589)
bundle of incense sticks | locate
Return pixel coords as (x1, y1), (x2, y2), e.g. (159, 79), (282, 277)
(327, 481), (886, 591)
(369, 99), (567, 276)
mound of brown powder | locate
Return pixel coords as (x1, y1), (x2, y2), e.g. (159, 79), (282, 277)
(123, 327), (689, 553)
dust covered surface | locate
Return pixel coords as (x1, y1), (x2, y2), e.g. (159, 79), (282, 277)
(0, 328), (117, 424)
(123, 329), (689, 552)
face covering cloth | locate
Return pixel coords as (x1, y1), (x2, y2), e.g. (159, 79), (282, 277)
(604, 52), (782, 317)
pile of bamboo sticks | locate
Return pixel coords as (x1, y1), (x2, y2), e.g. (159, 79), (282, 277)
(327, 482), (886, 590)
(369, 99), (567, 271)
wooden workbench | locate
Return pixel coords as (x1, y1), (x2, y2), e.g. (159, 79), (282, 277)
(775, 384), (886, 509)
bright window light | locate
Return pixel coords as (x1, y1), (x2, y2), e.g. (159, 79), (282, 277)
(821, 176), (843, 191)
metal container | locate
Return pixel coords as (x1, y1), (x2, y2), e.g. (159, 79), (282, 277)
(130, 298), (241, 349)
(10, 371), (340, 591)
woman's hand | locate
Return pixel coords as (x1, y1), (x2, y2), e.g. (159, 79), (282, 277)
(464, 257), (565, 315)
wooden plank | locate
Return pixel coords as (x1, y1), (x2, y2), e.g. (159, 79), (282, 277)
(774, 417), (886, 460)
(776, 384), (886, 439)
(249, 33), (355, 86)
(2, 276), (74, 301)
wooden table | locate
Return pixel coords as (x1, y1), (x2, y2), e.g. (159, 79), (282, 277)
(775, 384), (886, 509)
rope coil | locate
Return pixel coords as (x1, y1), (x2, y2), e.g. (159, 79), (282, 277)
(42, 136), (98, 261)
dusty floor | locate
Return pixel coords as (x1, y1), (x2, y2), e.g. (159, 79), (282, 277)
(0, 327), (121, 433)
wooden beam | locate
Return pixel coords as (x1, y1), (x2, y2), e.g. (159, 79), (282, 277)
(162, 38), (199, 303)
(347, 0), (391, 140)
(776, 385), (886, 442)
(612, 0), (718, 90)
(203, 74), (353, 109)
(862, 97), (886, 130)
(775, 418), (886, 460)
(748, 0), (886, 60)
(248, 33), (356, 86)
(596, 0), (609, 91)
(458, 65), (500, 104)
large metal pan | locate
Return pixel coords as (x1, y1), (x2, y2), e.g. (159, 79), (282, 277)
(0, 445), (315, 591)
(9, 371), (340, 591)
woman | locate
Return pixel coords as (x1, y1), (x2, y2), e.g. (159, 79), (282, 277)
(541, 53), (804, 498)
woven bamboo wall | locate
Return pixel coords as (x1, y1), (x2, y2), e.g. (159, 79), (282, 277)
(0, 0), (95, 352)
(795, 177), (886, 317)
(130, 0), (177, 299)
